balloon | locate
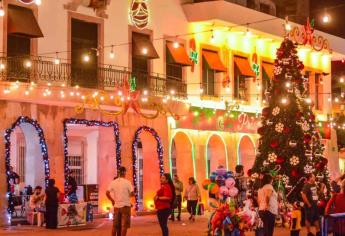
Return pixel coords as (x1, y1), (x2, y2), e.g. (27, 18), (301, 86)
(219, 186), (229, 196)
(209, 183), (219, 195)
(216, 167), (227, 176)
(228, 187), (239, 197)
(202, 179), (211, 190)
(225, 177), (236, 189)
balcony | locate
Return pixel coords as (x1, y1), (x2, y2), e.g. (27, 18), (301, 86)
(0, 56), (187, 98)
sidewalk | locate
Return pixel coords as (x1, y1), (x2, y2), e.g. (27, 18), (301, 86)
(0, 213), (301, 236)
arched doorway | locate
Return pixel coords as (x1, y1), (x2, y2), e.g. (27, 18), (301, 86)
(238, 135), (256, 175)
(5, 116), (50, 218)
(206, 134), (227, 177)
(170, 131), (195, 186)
(132, 126), (163, 211)
(63, 118), (121, 213)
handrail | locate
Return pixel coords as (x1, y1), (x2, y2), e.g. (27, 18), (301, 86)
(0, 56), (187, 98)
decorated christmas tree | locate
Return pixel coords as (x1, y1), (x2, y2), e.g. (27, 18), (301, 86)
(300, 100), (331, 198)
(251, 38), (308, 196)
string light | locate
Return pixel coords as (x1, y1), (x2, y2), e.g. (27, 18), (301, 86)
(109, 46), (115, 59)
(210, 30), (216, 43)
(162, 98), (167, 103)
(322, 13), (330, 23)
(335, 97), (339, 103)
(281, 98), (288, 104)
(170, 89), (175, 95)
(24, 90), (29, 96)
(143, 90), (148, 95)
(286, 82), (291, 88)
(306, 98), (312, 104)
(142, 48), (148, 55)
(0, 2), (4, 17)
(245, 24), (252, 37)
(83, 54), (90, 62)
(25, 60), (32, 68)
(340, 77), (344, 83)
(35, 0), (42, 6)
(173, 41), (179, 49)
(0, 63), (5, 70)
(54, 52), (60, 65)
(285, 23), (292, 31)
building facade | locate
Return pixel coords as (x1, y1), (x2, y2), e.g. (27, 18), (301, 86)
(0, 0), (344, 225)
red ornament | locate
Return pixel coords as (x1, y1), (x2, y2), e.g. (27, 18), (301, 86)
(304, 134), (312, 143)
(262, 107), (270, 117)
(298, 62), (305, 70)
(322, 158), (328, 165)
(315, 162), (325, 170)
(270, 139), (279, 148)
(291, 169), (299, 177)
(310, 114), (315, 121)
(283, 127), (290, 134)
(276, 156), (285, 164)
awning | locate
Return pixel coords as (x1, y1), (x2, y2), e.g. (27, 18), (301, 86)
(234, 56), (256, 77)
(167, 42), (192, 66)
(8, 4), (43, 38)
(132, 33), (159, 59)
(262, 62), (274, 80)
(202, 50), (227, 72)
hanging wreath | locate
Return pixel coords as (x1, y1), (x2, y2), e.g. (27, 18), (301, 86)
(63, 118), (121, 191)
(132, 126), (164, 210)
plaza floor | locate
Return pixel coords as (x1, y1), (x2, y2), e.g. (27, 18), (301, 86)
(0, 213), (307, 236)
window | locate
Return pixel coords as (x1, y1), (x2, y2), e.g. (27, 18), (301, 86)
(202, 55), (215, 96)
(67, 155), (84, 185)
(132, 32), (158, 89)
(166, 49), (182, 92)
(234, 56), (255, 101)
(71, 19), (98, 88)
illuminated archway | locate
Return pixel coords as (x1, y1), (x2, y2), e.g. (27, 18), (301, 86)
(237, 135), (256, 175)
(205, 133), (228, 178)
(5, 116), (50, 214)
(169, 131), (195, 185)
(132, 126), (164, 211)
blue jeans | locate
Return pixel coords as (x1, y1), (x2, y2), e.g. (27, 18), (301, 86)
(157, 208), (171, 236)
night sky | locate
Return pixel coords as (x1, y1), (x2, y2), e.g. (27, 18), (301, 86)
(310, 0), (345, 39)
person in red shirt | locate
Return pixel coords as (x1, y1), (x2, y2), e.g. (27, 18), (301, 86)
(325, 180), (345, 236)
(154, 173), (176, 236)
(325, 180), (345, 214)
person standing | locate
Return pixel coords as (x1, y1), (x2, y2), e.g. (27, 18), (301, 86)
(258, 174), (278, 236)
(301, 173), (321, 236)
(235, 165), (248, 207)
(155, 173), (175, 236)
(45, 179), (60, 229)
(325, 180), (345, 236)
(184, 177), (201, 221)
(170, 174), (183, 221)
(106, 166), (134, 236)
(66, 171), (78, 203)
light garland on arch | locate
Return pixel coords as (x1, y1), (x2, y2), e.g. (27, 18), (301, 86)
(63, 118), (121, 191)
(132, 126), (164, 210)
(5, 116), (50, 213)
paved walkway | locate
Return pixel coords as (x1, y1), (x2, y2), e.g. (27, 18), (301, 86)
(0, 213), (307, 236)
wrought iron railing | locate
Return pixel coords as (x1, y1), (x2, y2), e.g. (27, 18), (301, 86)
(0, 57), (187, 98)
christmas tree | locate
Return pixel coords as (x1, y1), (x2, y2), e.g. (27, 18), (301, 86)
(251, 38), (308, 196)
(300, 100), (331, 198)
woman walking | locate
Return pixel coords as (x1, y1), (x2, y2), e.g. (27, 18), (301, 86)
(184, 177), (201, 221)
(258, 174), (278, 236)
(45, 179), (60, 229)
(155, 173), (175, 236)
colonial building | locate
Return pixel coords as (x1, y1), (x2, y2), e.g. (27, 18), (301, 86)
(0, 0), (344, 225)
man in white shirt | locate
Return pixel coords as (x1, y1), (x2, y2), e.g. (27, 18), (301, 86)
(106, 166), (134, 236)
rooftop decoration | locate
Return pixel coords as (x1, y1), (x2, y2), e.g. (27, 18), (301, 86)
(289, 18), (332, 53)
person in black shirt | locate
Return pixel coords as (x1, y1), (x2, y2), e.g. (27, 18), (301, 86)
(45, 179), (60, 229)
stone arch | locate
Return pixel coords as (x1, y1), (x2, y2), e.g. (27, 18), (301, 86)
(237, 135), (256, 175)
(205, 133), (228, 178)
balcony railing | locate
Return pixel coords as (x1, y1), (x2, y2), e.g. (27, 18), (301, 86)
(0, 57), (187, 98)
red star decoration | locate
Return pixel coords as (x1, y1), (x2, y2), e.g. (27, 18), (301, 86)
(303, 18), (314, 46)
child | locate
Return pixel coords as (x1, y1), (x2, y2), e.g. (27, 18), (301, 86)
(290, 201), (302, 236)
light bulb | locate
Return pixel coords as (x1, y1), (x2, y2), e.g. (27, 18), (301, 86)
(142, 48), (148, 55)
(285, 23), (292, 31)
(340, 77), (344, 83)
(143, 90), (148, 95)
(163, 98), (167, 103)
(0, 7), (5, 17)
(109, 51), (115, 59)
(54, 58), (60, 65)
(322, 14), (330, 23)
(25, 60), (32, 68)
(118, 91), (123, 96)
(335, 97), (339, 103)
(25, 90), (29, 96)
(170, 89), (175, 95)
(210, 34), (215, 44)
(281, 98), (288, 104)
(257, 84), (261, 90)
(200, 88), (204, 94)
(0, 63), (5, 70)
(246, 29), (252, 37)
(83, 54), (90, 62)
(226, 87), (230, 93)
(306, 98), (312, 104)
(173, 41), (179, 49)
(286, 82), (291, 88)
(35, 0), (42, 6)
